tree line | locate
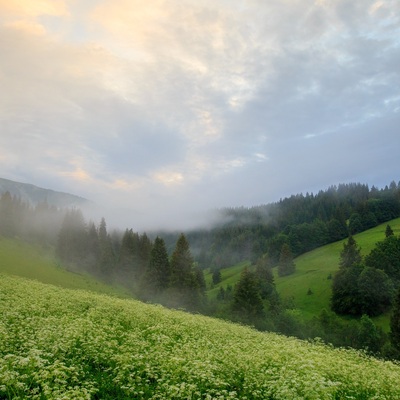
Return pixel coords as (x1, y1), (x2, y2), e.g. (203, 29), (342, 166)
(166, 181), (400, 270)
(0, 191), (63, 245)
(56, 209), (206, 311)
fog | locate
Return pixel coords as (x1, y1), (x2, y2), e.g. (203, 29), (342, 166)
(1, 1), (399, 231)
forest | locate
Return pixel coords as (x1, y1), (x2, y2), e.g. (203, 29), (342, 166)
(1, 180), (400, 359)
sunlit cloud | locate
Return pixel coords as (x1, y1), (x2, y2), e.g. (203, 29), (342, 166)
(1, 0), (399, 229)
(152, 171), (184, 187)
(0, 0), (69, 19)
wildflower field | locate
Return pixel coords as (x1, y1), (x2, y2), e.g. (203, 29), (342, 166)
(1, 274), (400, 399)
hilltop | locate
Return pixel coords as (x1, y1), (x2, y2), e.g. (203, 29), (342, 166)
(0, 177), (89, 208)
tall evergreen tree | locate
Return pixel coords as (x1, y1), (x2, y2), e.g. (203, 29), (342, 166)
(385, 224), (394, 238)
(212, 268), (222, 285)
(87, 221), (100, 270)
(169, 234), (203, 310)
(255, 254), (276, 302)
(98, 217), (115, 280)
(339, 236), (362, 269)
(232, 267), (265, 324)
(137, 233), (152, 278)
(144, 236), (170, 295)
(278, 243), (296, 276)
(56, 209), (87, 265)
(117, 229), (139, 282)
(170, 234), (195, 290)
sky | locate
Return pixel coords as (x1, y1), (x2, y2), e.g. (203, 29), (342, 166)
(1, 0), (399, 231)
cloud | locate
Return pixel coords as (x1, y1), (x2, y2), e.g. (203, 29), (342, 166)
(0, 0), (399, 230)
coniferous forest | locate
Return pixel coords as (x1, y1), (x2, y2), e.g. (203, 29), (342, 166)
(1, 180), (400, 359)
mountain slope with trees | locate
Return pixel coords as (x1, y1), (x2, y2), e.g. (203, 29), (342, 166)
(170, 181), (400, 269)
(2, 179), (400, 358)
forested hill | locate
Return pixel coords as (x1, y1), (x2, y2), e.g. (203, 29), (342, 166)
(162, 181), (400, 269)
(0, 177), (89, 208)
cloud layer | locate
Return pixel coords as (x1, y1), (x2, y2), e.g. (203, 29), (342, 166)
(1, 0), (399, 230)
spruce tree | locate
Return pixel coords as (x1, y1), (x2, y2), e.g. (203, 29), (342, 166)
(339, 235), (362, 269)
(385, 224), (394, 238)
(98, 217), (115, 280)
(278, 243), (296, 276)
(212, 269), (222, 285)
(255, 254), (276, 301)
(117, 229), (139, 281)
(145, 236), (170, 294)
(232, 267), (265, 323)
(169, 234), (203, 310)
(138, 233), (152, 277)
(56, 209), (87, 265)
(170, 234), (194, 290)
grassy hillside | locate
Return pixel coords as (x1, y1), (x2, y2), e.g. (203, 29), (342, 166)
(1, 274), (400, 399)
(275, 218), (400, 323)
(0, 236), (128, 297)
(205, 218), (400, 328)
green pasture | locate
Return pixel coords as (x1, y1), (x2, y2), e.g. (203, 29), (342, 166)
(205, 260), (250, 299)
(275, 218), (400, 324)
(0, 236), (128, 297)
(2, 274), (400, 399)
(205, 218), (400, 330)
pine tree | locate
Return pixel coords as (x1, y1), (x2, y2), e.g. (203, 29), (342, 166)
(117, 229), (139, 281)
(169, 234), (203, 310)
(232, 267), (265, 323)
(339, 235), (362, 269)
(138, 233), (152, 278)
(385, 224), (394, 238)
(212, 269), (222, 285)
(170, 234), (195, 290)
(255, 254), (276, 301)
(56, 209), (87, 265)
(278, 243), (296, 276)
(87, 221), (100, 270)
(98, 217), (115, 280)
(144, 236), (170, 294)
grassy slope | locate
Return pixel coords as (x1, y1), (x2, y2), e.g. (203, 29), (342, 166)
(2, 274), (400, 399)
(205, 218), (400, 330)
(0, 236), (129, 297)
(275, 218), (400, 326)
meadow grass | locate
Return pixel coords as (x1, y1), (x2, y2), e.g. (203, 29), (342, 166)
(275, 218), (400, 324)
(205, 219), (400, 329)
(0, 236), (129, 297)
(205, 261), (249, 298)
(1, 274), (400, 399)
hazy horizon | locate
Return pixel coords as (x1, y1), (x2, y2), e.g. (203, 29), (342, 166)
(1, 1), (399, 230)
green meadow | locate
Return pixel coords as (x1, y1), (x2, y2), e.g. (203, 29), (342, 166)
(205, 218), (400, 329)
(1, 274), (400, 399)
(0, 237), (128, 297)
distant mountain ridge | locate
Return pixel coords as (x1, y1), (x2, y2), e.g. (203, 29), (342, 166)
(0, 177), (89, 208)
